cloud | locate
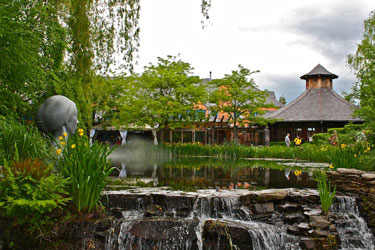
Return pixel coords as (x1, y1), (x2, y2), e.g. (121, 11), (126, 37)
(283, 3), (368, 62)
(256, 74), (305, 103)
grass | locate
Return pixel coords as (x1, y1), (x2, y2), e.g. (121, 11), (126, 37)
(163, 142), (374, 171)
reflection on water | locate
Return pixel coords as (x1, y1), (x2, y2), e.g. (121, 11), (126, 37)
(109, 146), (318, 190)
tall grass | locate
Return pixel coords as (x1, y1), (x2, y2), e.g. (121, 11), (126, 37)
(56, 129), (114, 212)
(164, 143), (371, 170)
(0, 117), (51, 162)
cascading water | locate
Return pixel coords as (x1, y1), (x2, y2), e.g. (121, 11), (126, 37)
(104, 189), (302, 250)
(331, 196), (375, 250)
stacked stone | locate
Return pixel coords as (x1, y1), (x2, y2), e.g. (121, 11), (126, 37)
(327, 168), (375, 235)
(327, 168), (375, 195)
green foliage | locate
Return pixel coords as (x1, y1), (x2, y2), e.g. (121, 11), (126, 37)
(313, 171), (336, 215)
(327, 144), (361, 170)
(55, 129), (114, 212)
(0, 117), (51, 162)
(278, 95), (287, 105)
(327, 128), (345, 134)
(114, 55), (207, 133)
(0, 162), (70, 231)
(209, 65), (275, 142)
(0, 0), (66, 117)
(312, 133), (331, 145)
(347, 10), (375, 131)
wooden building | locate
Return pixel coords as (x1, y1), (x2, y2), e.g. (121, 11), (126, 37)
(265, 64), (362, 142)
(166, 89), (284, 145)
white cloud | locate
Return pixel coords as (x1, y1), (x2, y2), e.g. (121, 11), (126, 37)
(131, 0), (375, 101)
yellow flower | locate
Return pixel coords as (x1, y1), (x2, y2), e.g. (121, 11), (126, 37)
(78, 128), (84, 133)
(341, 144), (346, 149)
(56, 148), (62, 155)
(294, 170), (302, 176)
(59, 136), (63, 141)
(329, 164), (334, 169)
(71, 144), (76, 149)
(367, 147), (371, 151)
(79, 132), (84, 137)
(354, 154), (357, 158)
(63, 132), (67, 137)
(60, 141), (65, 145)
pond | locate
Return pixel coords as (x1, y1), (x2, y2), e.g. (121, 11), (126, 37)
(108, 145), (328, 190)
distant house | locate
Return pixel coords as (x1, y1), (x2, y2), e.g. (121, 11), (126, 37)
(265, 64), (362, 143)
(166, 83), (284, 145)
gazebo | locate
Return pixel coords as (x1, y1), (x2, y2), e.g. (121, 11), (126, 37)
(265, 64), (362, 143)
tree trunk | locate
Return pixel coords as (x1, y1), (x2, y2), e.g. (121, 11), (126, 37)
(233, 117), (238, 144)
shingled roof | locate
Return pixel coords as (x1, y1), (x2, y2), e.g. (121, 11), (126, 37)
(300, 64), (338, 80)
(265, 88), (361, 122)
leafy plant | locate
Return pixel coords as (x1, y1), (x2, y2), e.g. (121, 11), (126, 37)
(0, 117), (51, 162)
(313, 171), (336, 215)
(0, 162), (70, 231)
(55, 129), (114, 212)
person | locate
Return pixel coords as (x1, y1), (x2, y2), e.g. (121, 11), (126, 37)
(285, 133), (291, 147)
(329, 130), (338, 146)
(294, 136), (301, 146)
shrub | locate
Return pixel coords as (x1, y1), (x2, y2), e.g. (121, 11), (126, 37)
(0, 162), (70, 231)
(0, 117), (51, 162)
(55, 129), (114, 212)
(269, 141), (286, 146)
(312, 133), (330, 145)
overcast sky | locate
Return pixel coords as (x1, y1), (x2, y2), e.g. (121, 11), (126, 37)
(133, 0), (375, 102)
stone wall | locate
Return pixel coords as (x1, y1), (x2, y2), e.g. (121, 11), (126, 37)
(327, 168), (375, 233)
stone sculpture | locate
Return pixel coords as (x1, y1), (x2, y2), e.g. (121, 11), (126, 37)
(35, 95), (78, 141)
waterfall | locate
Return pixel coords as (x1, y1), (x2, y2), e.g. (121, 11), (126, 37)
(105, 190), (301, 250)
(104, 190), (374, 250)
(331, 196), (375, 250)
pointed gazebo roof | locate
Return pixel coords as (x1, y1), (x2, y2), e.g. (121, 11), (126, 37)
(265, 64), (360, 122)
(300, 64), (338, 80)
(265, 88), (360, 122)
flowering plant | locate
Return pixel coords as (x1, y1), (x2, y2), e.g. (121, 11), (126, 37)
(55, 128), (114, 212)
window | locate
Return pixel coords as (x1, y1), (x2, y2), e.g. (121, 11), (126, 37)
(308, 128), (316, 131)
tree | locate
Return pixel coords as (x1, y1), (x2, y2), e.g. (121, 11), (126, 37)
(0, 0), (212, 127)
(278, 95), (287, 105)
(0, 0), (66, 117)
(347, 10), (375, 130)
(113, 56), (207, 142)
(209, 65), (274, 143)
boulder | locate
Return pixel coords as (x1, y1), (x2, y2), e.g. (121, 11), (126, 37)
(309, 216), (330, 229)
(361, 173), (375, 181)
(202, 220), (253, 250)
(253, 202), (275, 213)
(301, 237), (315, 250)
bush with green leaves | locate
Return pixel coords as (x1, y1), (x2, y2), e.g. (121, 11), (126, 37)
(0, 117), (51, 162)
(312, 133), (331, 145)
(0, 161), (70, 231)
(55, 129), (114, 212)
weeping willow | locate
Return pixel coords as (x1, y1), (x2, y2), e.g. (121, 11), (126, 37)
(65, 0), (211, 76)
(0, 0), (211, 127)
(62, 0), (212, 128)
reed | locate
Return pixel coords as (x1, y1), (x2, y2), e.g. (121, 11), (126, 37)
(314, 171), (336, 215)
(56, 129), (114, 212)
